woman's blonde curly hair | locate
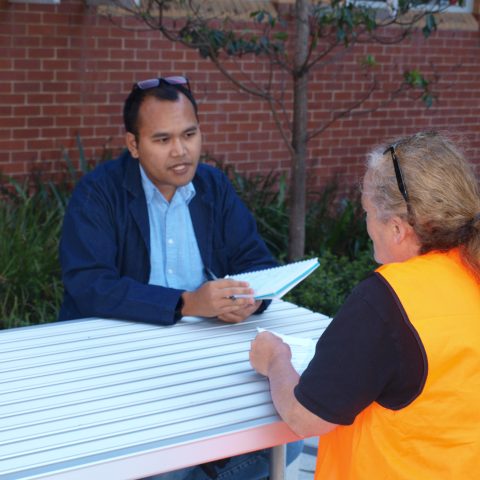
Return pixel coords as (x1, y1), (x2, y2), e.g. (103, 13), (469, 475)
(365, 131), (480, 279)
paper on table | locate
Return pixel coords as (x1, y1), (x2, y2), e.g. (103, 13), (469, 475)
(256, 327), (317, 374)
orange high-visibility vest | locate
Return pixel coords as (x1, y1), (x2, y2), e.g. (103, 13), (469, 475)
(314, 249), (480, 480)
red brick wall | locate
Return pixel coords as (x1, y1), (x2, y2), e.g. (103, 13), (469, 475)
(1, 0), (479, 193)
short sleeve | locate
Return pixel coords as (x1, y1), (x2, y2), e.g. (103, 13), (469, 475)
(294, 273), (425, 425)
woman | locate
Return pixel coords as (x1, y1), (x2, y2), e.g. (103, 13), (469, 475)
(250, 131), (480, 479)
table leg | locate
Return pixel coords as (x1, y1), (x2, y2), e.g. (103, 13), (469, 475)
(270, 444), (286, 480)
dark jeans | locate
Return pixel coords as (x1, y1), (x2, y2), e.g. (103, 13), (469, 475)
(145, 440), (304, 480)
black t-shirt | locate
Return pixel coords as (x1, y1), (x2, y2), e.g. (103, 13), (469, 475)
(294, 272), (427, 425)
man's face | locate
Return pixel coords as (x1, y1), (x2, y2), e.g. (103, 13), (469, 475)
(126, 93), (202, 201)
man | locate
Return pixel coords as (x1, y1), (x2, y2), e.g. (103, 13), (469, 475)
(59, 76), (277, 325)
(59, 76), (302, 479)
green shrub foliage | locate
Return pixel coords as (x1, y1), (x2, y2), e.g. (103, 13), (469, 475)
(285, 249), (376, 317)
(0, 178), (65, 329)
(0, 136), (103, 329)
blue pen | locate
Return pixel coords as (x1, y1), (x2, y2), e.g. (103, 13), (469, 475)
(205, 267), (218, 281)
(205, 268), (254, 299)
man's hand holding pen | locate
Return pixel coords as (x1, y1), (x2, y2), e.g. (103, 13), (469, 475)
(181, 277), (261, 323)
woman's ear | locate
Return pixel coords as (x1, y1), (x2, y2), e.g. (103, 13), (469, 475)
(392, 216), (422, 260)
(391, 216), (408, 244)
(125, 132), (139, 158)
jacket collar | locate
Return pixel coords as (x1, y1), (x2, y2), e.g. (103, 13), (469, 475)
(121, 152), (151, 255)
(122, 151), (144, 197)
(190, 165), (215, 272)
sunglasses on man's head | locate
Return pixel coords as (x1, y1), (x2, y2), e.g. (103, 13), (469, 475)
(383, 144), (409, 203)
(134, 76), (191, 91)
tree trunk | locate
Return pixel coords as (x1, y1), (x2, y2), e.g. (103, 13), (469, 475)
(288, 0), (309, 261)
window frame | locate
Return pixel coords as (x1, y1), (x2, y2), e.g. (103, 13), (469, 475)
(354, 0), (474, 13)
(9, 0), (60, 4)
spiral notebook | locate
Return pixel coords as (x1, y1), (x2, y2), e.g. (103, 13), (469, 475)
(228, 257), (319, 300)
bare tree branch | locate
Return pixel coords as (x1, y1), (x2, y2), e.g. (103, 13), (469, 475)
(306, 77), (379, 143)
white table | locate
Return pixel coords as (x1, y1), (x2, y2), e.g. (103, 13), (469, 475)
(0, 301), (331, 480)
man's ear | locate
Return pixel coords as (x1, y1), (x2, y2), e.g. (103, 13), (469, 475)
(125, 132), (139, 158)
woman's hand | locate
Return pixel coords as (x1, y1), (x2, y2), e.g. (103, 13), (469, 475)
(249, 331), (292, 376)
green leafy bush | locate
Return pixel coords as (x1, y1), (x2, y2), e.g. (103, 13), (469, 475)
(0, 178), (65, 329)
(305, 183), (370, 260)
(285, 249), (376, 317)
(0, 136), (107, 329)
(224, 165), (289, 259)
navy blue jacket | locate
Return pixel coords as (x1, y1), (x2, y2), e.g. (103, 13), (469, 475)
(59, 151), (276, 325)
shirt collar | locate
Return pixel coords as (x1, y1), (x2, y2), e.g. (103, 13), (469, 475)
(139, 164), (196, 205)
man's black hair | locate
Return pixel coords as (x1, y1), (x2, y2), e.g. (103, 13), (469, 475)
(123, 83), (198, 137)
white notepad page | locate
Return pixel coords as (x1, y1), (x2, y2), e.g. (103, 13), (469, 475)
(228, 257), (319, 299)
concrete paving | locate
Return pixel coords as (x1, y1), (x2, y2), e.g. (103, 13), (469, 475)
(286, 436), (318, 480)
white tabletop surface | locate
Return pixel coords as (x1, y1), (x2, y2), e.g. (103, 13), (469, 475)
(0, 301), (331, 480)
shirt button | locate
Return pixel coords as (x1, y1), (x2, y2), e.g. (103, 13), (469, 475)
(167, 238), (174, 245)
(167, 268), (173, 274)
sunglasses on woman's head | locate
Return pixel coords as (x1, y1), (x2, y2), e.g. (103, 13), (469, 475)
(383, 144), (409, 203)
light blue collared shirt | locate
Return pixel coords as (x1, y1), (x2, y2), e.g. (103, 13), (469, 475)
(140, 166), (206, 291)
